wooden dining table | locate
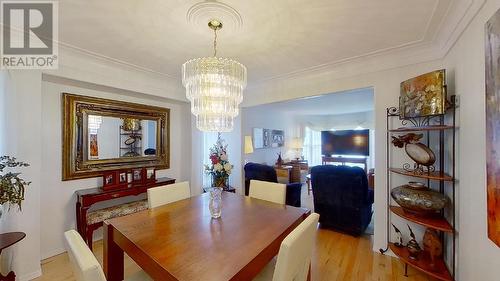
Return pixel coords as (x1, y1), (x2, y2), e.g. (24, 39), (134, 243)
(103, 191), (310, 281)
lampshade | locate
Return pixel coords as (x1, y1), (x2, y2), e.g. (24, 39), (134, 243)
(244, 135), (254, 154)
(290, 137), (304, 149)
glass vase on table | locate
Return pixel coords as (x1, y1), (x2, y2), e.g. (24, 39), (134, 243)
(209, 175), (227, 218)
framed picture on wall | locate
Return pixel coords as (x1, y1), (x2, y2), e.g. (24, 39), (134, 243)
(485, 8), (500, 247)
(399, 69), (447, 119)
(132, 168), (144, 184)
(253, 128), (284, 149)
(263, 129), (271, 148)
(253, 128), (264, 149)
(271, 130), (284, 148)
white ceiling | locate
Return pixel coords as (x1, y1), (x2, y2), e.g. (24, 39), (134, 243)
(245, 88), (374, 115)
(59, 0), (452, 83)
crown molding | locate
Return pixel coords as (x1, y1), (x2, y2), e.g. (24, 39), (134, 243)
(58, 43), (177, 80)
(46, 45), (186, 102)
(248, 0), (485, 88)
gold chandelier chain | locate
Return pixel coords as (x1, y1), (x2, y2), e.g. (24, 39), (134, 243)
(213, 28), (218, 57)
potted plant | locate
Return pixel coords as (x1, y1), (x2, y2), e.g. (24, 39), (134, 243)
(0, 156), (30, 214)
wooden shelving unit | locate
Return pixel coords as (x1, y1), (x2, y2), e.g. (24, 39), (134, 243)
(390, 206), (453, 233)
(389, 168), (454, 182)
(381, 96), (457, 280)
(389, 243), (453, 281)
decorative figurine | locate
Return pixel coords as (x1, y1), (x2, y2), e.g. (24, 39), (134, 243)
(275, 152), (283, 167)
(392, 224), (404, 247)
(406, 224), (422, 260)
(423, 228), (442, 269)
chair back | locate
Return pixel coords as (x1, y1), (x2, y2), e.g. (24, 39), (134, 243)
(249, 180), (286, 205)
(64, 230), (107, 281)
(244, 163), (278, 195)
(311, 165), (369, 208)
(147, 181), (191, 209)
(272, 213), (320, 281)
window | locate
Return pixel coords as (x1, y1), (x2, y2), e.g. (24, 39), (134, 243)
(202, 132), (219, 187)
(303, 127), (322, 166)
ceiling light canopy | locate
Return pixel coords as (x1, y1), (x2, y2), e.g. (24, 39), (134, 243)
(182, 19), (247, 132)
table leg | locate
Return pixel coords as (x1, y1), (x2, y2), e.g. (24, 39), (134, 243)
(306, 178), (311, 195)
(307, 263), (311, 281)
(103, 223), (124, 281)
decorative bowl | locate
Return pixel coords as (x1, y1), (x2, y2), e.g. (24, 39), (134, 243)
(391, 183), (449, 216)
(405, 143), (436, 166)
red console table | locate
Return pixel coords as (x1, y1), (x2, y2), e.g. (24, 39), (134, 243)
(75, 177), (175, 249)
(0, 232), (25, 281)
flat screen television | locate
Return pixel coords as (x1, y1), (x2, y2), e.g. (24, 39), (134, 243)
(321, 129), (370, 156)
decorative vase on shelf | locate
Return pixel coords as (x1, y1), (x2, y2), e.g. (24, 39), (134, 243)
(208, 187), (222, 219)
(391, 181), (449, 216)
(423, 228), (442, 269)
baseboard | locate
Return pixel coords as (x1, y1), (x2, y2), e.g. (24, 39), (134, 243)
(17, 268), (41, 281)
(41, 247), (66, 260)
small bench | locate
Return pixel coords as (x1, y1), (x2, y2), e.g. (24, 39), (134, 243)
(85, 199), (148, 250)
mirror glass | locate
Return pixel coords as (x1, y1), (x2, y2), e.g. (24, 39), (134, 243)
(87, 115), (157, 160)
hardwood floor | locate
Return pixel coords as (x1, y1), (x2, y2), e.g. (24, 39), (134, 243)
(33, 228), (433, 281)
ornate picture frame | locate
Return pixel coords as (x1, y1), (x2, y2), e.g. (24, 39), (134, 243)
(399, 70), (447, 119)
(62, 93), (170, 180)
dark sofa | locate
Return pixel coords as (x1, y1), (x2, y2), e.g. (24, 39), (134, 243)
(244, 162), (302, 207)
(311, 165), (373, 235)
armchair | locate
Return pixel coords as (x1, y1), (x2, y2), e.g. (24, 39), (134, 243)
(310, 165), (373, 236)
(244, 163), (302, 207)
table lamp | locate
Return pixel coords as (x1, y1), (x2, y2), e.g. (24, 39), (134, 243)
(244, 136), (254, 164)
(290, 137), (303, 160)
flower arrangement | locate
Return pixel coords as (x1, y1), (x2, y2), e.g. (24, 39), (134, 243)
(204, 134), (233, 188)
(0, 156), (31, 211)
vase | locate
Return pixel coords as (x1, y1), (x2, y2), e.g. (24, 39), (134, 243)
(391, 182), (449, 216)
(212, 175), (228, 189)
(208, 187), (222, 218)
(423, 228), (442, 269)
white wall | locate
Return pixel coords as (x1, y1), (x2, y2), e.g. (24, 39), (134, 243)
(0, 71), (43, 280)
(441, 0), (500, 279)
(0, 71), (6, 155)
(40, 78), (192, 260)
(241, 108), (297, 166)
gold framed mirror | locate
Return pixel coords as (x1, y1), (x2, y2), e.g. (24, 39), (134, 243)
(62, 93), (170, 180)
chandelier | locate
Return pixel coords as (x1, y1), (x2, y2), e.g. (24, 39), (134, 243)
(182, 19), (247, 132)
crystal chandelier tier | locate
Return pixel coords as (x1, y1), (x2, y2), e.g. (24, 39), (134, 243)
(182, 20), (247, 132)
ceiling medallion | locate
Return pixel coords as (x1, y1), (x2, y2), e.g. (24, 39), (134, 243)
(182, 18), (247, 132)
(186, 1), (243, 33)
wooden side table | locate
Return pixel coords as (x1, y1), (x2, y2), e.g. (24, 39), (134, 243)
(306, 174), (312, 195)
(0, 232), (25, 281)
(274, 165), (292, 183)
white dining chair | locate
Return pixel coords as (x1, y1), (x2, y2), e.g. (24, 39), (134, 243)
(253, 213), (319, 281)
(147, 181), (191, 209)
(249, 180), (286, 205)
(63, 230), (151, 281)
